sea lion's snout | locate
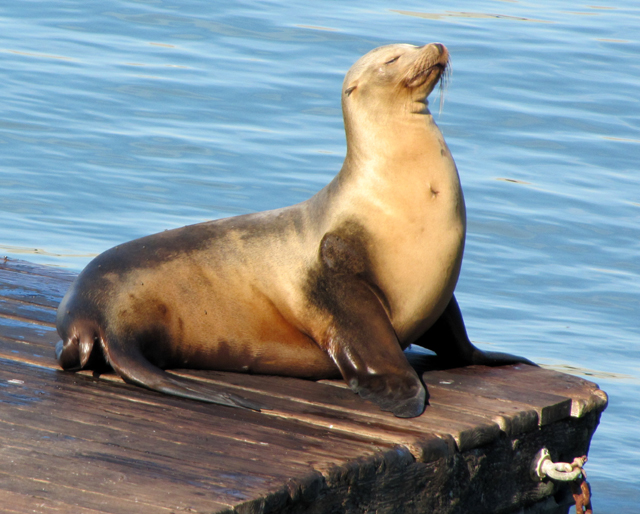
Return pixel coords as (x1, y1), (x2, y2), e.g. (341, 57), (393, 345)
(432, 43), (450, 72)
(430, 42), (448, 61)
(404, 44), (449, 90)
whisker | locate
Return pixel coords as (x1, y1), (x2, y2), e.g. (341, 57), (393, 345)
(438, 57), (451, 115)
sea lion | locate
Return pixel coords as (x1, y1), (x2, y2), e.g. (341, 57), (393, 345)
(56, 42), (533, 418)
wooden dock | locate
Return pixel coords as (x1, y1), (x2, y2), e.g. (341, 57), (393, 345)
(0, 258), (607, 513)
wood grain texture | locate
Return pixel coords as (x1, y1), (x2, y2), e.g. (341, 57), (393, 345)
(0, 258), (607, 513)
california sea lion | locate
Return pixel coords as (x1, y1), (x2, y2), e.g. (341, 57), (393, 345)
(56, 42), (533, 418)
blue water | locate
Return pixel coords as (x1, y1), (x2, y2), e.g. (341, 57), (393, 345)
(1, 1), (638, 511)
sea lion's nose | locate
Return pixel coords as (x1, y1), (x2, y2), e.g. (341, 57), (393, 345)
(433, 43), (445, 55)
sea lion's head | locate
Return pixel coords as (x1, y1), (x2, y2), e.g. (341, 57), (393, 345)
(340, 43), (450, 160)
(342, 43), (449, 118)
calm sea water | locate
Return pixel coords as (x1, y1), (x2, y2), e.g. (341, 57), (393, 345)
(1, 0), (638, 511)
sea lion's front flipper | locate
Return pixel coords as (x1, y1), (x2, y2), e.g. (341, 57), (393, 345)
(324, 277), (426, 418)
(314, 232), (426, 418)
(104, 339), (266, 412)
(414, 295), (536, 368)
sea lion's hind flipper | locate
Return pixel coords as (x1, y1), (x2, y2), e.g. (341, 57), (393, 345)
(414, 295), (536, 368)
(156, 372), (266, 411)
(105, 344), (266, 412)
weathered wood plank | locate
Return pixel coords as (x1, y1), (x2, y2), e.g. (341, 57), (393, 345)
(0, 296), (57, 326)
(0, 272), (68, 308)
(421, 368), (573, 425)
(3, 359), (453, 469)
(0, 444), (235, 513)
(443, 365), (608, 418)
(0, 361), (392, 465)
(0, 360), (379, 512)
(0, 258), (73, 310)
(0, 333), (58, 371)
(0, 488), (130, 514)
(0, 258), (76, 282)
(0, 314), (57, 340)
(111, 366), (529, 451)
(175, 369), (501, 455)
(419, 385), (540, 437)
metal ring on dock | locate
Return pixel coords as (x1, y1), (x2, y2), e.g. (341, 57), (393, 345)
(531, 448), (586, 482)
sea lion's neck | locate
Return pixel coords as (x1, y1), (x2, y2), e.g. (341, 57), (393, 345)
(306, 108), (464, 239)
(343, 110), (455, 184)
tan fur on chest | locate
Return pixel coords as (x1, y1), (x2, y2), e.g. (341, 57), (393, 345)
(368, 183), (465, 343)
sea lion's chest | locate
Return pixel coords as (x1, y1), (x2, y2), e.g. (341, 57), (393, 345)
(368, 173), (466, 344)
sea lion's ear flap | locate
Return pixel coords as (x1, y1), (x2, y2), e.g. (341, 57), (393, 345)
(345, 84), (357, 97)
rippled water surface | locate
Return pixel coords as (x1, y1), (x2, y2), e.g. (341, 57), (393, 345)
(1, 1), (638, 511)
